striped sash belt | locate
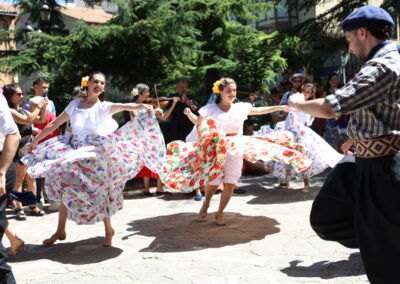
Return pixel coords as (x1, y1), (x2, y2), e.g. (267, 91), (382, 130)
(354, 135), (400, 158)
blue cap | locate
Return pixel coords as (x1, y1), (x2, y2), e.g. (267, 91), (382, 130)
(341, 5), (394, 32)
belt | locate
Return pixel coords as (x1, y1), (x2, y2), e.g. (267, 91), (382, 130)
(354, 135), (400, 158)
(226, 133), (237, 137)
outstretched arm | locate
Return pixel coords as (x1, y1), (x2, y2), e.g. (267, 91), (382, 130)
(110, 103), (152, 115)
(30, 111), (69, 150)
(288, 93), (335, 118)
(249, 105), (291, 115)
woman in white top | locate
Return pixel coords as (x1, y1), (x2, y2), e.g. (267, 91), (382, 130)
(266, 83), (343, 191)
(184, 78), (291, 225)
(25, 72), (163, 247)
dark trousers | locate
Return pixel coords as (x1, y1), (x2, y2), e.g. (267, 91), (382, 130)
(310, 154), (400, 284)
(0, 162), (16, 283)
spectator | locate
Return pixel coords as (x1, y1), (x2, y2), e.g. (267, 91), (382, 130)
(279, 73), (304, 105)
(4, 84), (47, 220)
(161, 78), (199, 143)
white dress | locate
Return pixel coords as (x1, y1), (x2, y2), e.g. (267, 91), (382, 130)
(22, 99), (165, 224)
(263, 111), (344, 182)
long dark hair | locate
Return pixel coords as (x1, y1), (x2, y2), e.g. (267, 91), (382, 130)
(3, 84), (20, 108)
(326, 73), (339, 93)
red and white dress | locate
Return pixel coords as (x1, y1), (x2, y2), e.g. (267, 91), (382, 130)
(160, 102), (311, 192)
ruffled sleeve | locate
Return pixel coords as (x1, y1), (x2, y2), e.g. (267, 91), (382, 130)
(65, 99), (80, 116)
(98, 101), (113, 115)
(235, 102), (253, 120)
(199, 103), (217, 117)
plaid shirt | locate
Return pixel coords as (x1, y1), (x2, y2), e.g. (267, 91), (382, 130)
(326, 42), (400, 141)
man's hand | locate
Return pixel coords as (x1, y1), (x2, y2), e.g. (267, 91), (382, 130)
(341, 138), (354, 155)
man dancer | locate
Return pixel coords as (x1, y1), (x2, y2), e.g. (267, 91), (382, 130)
(288, 6), (400, 284)
(0, 93), (20, 283)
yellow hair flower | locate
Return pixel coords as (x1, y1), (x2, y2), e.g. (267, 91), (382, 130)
(212, 81), (221, 94)
(130, 88), (139, 96)
(81, 76), (89, 88)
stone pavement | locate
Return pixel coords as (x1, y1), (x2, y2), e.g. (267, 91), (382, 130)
(6, 172), (368, 284)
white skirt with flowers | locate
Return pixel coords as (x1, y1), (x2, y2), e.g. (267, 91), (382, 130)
(22, 111), (165, 224)
(260, 112), (343, 181)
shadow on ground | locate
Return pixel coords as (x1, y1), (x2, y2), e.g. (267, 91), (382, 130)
(235, 170), (330, 205)
(8, 237), (123, 264)
(124, 212), (280, 252)
(281, 252), (364, 279)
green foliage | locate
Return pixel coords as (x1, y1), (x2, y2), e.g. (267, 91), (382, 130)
(1, 0), (301, 112)
(284, 0), (400, 42)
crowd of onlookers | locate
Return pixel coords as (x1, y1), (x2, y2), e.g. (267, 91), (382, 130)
(267, 69), (354, 153)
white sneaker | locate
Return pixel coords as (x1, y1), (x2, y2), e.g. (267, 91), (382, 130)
(48, 200), (60, 211)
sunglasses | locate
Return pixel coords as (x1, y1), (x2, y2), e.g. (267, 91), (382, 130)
(292, 80), (302, 83)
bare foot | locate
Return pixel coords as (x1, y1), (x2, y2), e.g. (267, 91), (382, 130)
(8, 236), (25, 256)
(199, 203), (209, 218)
(215, 214), (225, 226)
(103, 229), (115, 247)
(43, 232), (66, 246)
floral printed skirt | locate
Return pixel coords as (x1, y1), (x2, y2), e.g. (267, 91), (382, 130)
(264, 113), (344, 181)
(22, 111), (165, 224)
(159, 118), (311, 193)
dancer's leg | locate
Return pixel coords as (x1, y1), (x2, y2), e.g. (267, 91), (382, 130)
(4, 222), (24, 256)
(199, 185), (218, 218)
(215, 183), (235, 225)
(156, 178), (163, 192)
(103, 217), (115, 247)
(43, 202), (67, 245)
(143, 177), (150, 193)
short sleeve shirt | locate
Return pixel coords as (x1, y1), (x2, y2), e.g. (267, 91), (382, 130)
(65, 99), (118, 136)
(198, 102), (253, 135)
(0, 94), (19, 151)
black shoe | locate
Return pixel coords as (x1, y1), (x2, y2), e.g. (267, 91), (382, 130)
(143, 192), (153, 196)
(233, 188), (247, 194)
(156, 191), (171, 195)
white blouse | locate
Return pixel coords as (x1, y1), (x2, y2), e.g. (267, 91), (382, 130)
(186, 102), (253, 142)
(0, 94), (19, 151)
(65, 99), (118, 136)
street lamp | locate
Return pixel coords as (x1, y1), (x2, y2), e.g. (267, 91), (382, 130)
(21, 24), (34, 42)
(40, 4), (51, 23)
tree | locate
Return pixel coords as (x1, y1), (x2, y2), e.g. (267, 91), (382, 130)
(0, 0), (302, 112)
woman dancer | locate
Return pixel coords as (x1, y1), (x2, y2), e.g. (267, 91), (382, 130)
(128, 83), (170, 196)
(23, 72), (165, 246)
(163, 78), (310, 225)
(267, 84), (343, 191)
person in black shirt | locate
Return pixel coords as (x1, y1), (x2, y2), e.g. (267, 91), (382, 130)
(161, 78), (199, 143)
